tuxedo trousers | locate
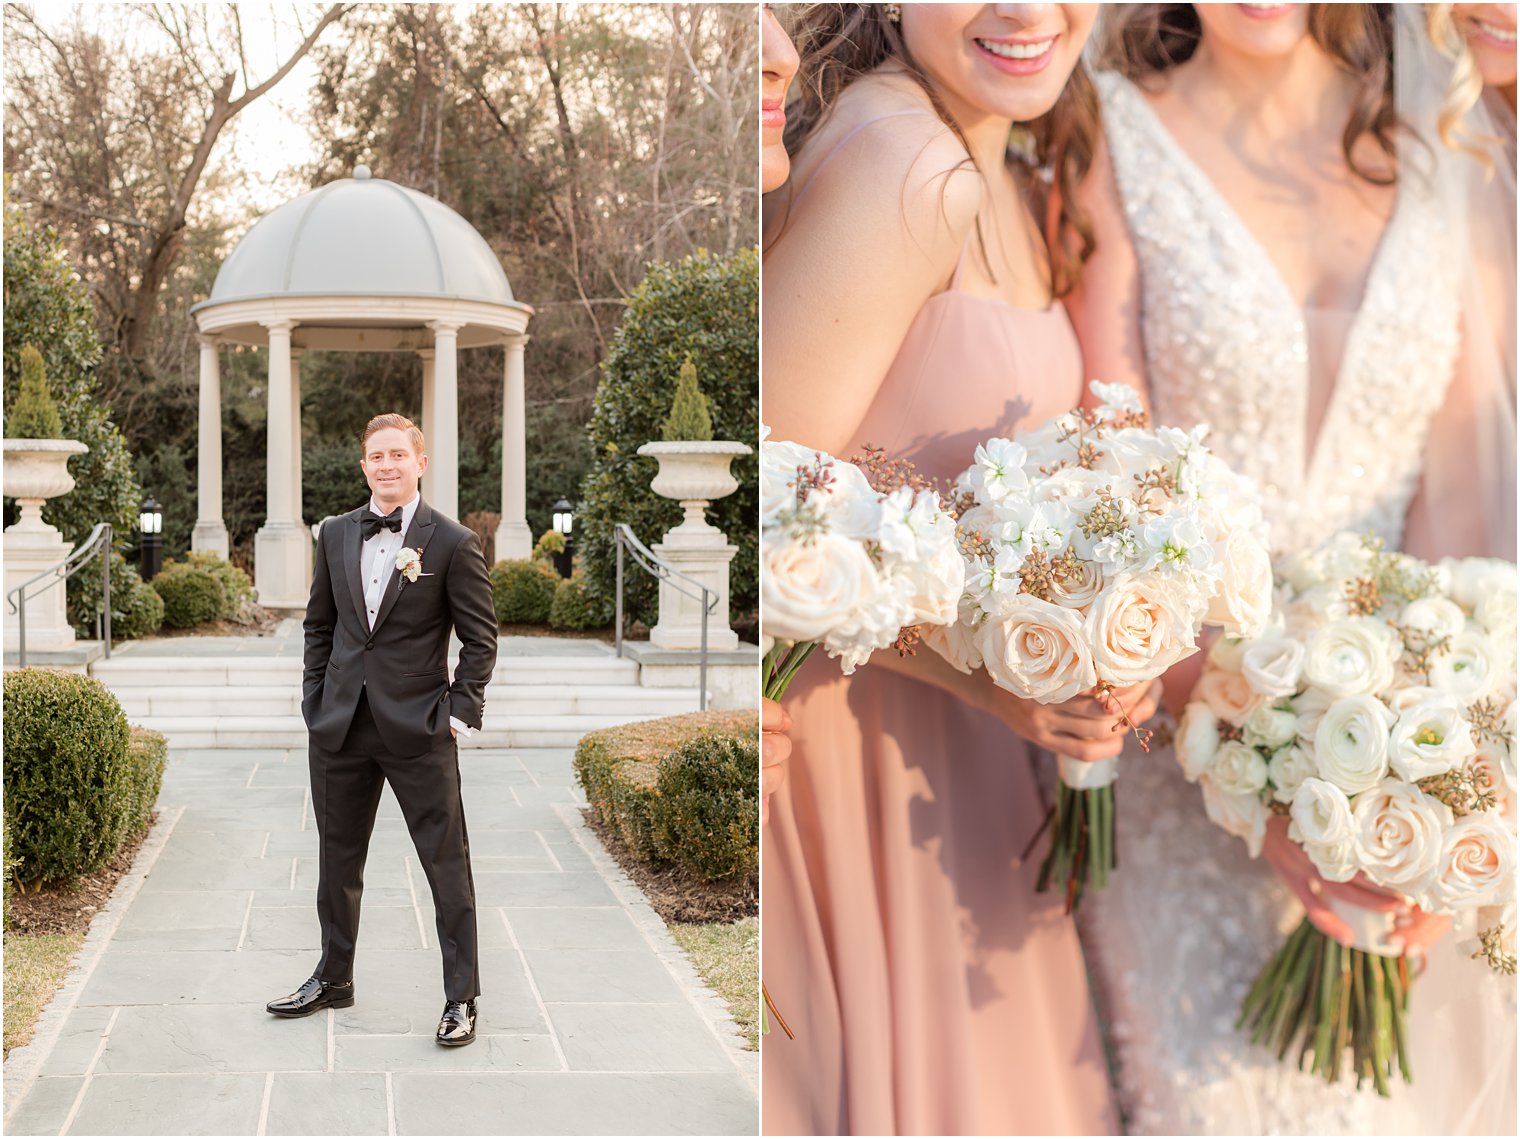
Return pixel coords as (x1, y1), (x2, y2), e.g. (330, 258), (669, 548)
(309, 689), (480, 1002)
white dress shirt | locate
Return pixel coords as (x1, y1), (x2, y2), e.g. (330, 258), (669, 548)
(361, 495), (472, 738)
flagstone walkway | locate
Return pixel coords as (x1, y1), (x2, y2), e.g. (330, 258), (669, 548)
(3, 745), (757, 1136)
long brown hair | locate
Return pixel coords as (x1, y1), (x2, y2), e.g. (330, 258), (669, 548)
(1099, 4), (1401, 185)
(778, 3), (1101, 297)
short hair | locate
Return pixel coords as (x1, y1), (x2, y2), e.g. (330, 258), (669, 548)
(361, 413), (425, 456)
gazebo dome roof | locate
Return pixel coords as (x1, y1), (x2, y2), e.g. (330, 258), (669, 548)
(203, 166), (515, 307)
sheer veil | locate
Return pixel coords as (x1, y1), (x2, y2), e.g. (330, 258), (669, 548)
(1399, 5), (1517, 561)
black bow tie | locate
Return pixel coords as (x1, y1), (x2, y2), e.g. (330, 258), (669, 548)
(361, 508), (404, 540)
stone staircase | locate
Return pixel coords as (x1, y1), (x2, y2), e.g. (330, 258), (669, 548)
(91, 640), (705, 749)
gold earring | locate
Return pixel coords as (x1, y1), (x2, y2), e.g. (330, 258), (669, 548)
(884, 4), (901, 24)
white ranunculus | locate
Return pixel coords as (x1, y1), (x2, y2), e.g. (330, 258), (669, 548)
(1200, 774), (1269, 858)
(1176, 701), (1222, 782)
(1475, 586), (1517, 639)
(1206, 525), (1273, 639)
(1352, 780), (1455, 897)
(761, 532), (884, 645)
(1398, 596), (1467, 642)
(1283, 582), (1354, 639)
(1292, 685), (1337, 745)
(1388, 696), (1479, 782)
(1211, 740), (1269, 796)
(1385, 684), (1449, 714)
(1441, 557), (1516, 611)
(1194, 666), (1265, 728)
(1086, 574), (1199, 686)
(1431, 813), (1516, 911)
(1241, 636), (1307, 699)
(1289, 777), (1361, 882)
(1302, 619), (1399, 698)
(1269, 745), (1319, 804)
(1428, 629), (1504, 703)
(975, 593), (1098, 704)
(1244, 704), (1298, 751)
(1313, 695), (1397, 795)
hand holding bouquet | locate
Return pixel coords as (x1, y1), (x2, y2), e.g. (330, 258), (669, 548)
(928, 381), (1273, 910)
(1181, 535), (1517, 1093)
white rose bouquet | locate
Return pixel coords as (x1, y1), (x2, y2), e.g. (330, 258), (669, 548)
(930, 381), (1272, 910)
(1182, 535), (1518, 1094)
(758, 429), (965, 1038)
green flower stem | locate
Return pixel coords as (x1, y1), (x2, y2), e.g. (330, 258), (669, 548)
(764, 641), (819, 702)
(1035, 782), (1116, 914)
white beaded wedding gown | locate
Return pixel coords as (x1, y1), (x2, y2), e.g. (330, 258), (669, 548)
(1079, 71), (1518, 1136)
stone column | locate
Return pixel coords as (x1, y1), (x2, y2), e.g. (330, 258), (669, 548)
(495, 334), (533, 561)
(254, 320), (312, 608)
(290, 347), (311, 581)
(191, 334), (229, 558)
(427, 321), (461, 521)
(417, 348), (436, 442)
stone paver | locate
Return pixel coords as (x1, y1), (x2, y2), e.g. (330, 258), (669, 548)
(3, 745), (756, 1135)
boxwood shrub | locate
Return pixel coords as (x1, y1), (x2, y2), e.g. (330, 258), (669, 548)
(489, 559), (557, 625)
(549, 574), (612, 631)
(151, 561), (226, 628)
(650, 734), (759, 881)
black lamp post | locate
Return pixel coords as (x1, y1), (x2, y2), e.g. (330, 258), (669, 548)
(139, 495), (164, 581)
(551, 497), (574, 578)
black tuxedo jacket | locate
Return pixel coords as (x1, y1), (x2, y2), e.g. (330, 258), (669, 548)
(302, 499), (498, 755)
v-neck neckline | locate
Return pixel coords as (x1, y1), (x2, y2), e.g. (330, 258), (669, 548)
(1109, 74), (1407, 489)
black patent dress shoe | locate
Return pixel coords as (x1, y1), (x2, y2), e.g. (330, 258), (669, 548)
(266, 976), (355, 1018)
(436, 999), (477, 1046)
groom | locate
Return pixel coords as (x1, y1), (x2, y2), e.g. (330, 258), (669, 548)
(266, 412), (498, 1047)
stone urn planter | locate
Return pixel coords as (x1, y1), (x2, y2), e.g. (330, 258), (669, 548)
(3, 438), (89, 533)
(635, 440), (752, 652)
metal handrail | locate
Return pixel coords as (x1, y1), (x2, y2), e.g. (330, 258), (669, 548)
(6, 522), (112, 668)
(614, 522), (716, 711)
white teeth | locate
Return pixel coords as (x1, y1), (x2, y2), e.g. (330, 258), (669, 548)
(977, 38), (1053, 60)
(1477, 19), (1518, 43)
(1239, 3), (1288, 10)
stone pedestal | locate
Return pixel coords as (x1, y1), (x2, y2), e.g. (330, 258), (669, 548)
(2, 439), (90, 652)
(648, 503), (739, 651)
(253, 521), (313, 609)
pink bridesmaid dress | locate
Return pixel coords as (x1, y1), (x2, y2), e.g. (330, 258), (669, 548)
(763, 237), (1119, 1135)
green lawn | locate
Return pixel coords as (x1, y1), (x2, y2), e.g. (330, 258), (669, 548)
(3, 932), (85, 1058)
(671, 916), (759, 1049)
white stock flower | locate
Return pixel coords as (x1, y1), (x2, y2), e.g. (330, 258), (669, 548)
(1302, 619), (1399, 698)
(1431, 814), (1516, 911)
(1288, 777), (1361, 882)
(758, 436), (820, 526)
(967, 438), (1029, 504)
(1243, 704), (1298, 751)
(1086, 574), (1198, 686)
(1176, 701), (1222, 782)
(1428, 629), (1505, 703)
(1194, 666), (1265, 728)
(823, 574), (917, 675)
(1268, 745), (1319, 804)
(975, 593), (1098, 704)
(761, 532), (885, 645)
(1089, 379), (1144, 414)
(1388, 696), (1479, 782)
(1313, 695), (1397, 795)
(1241, 636), (1307, 699)
(1352, 780), (1455, 897)
(1200, 774), (1269, 858)
(1212, 740), (1269, 796)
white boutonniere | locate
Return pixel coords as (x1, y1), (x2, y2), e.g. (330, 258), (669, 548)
(396, 547), (423, 583)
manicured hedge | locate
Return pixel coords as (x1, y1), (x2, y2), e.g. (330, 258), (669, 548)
(151, 562), (226, 628)
(575, 709), (758, 881)
(67, 551), (164, 641)
(549, 573), (612, 631)
(489, 559), (557, 625)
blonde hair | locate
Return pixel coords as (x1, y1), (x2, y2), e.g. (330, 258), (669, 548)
(361, 413), (425, 455)
(1426, 3), (1497, 166)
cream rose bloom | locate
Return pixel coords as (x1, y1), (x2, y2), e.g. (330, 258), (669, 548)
(1047, 558), (1105, 614)
(1388, 696), (1478, 782)
(1352, 780), (1455, 897)
(1200, 774), (1269, 857)
(1244, 704), (1298, 751)
(1313, 695), (1396, 796)
(1086, 574), (1198, 685)
(1292, 685), (1337, 746)
(1206, 525), (1273, 639)
(1289, 777), (1360, 882)
(1241, 636), (1306, 700)
(1211, 740), (1269, 796)
(1176, 701), (1222, 782)
(1303, 618), (1399, 698)
(1194, 667), (1265, 728)
(1431, 814), (1516, 910)
(762, 533), (884, 645)
(975, 593), (1097, 704)
(1268, 744), (1319, 804)
(920, 613), (983, 675)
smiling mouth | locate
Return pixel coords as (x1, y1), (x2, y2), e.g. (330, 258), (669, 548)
(1472, 17), (1518, 46)
(974, 36), (1057, 61)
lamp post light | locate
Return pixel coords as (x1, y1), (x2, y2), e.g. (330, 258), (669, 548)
(551, 497), (574, 579)
(139, 495), (164, 581)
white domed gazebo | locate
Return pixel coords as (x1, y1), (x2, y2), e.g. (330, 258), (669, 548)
(190, 165), (534, 608)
